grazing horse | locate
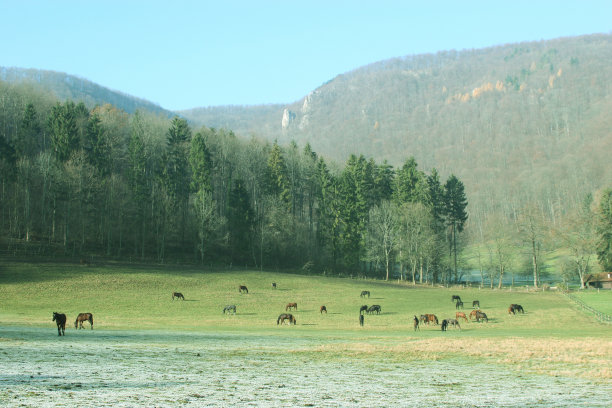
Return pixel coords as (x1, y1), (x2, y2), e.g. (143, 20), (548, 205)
(172, 292), (185, 300)
(447, 319), (461, 330)
(456, 312), (468, 322)
(223, 305), (236, 314)
(413, 315), (420, 331)
(272, 282), (277, 289)
(424, 314), (439, 325)
(472, 300), (480, 308)
(509, 304), (525, 314)
(238, 285), (248, 294)
(320, 305), (327, 314)
(441, 319), (448, 331)
(75, 313), (94, 330)
(277, 313), (296, 325)
(475, 311), (488, 323)
(360, 305), (369, 315)
(367, 305), (381, 315)
(285, 302), (298, 311)
(469, 309), (479, 320)
(359, 314), (364, 326)
(455, 300), (464, 310)
(419, 314), (428, 325)
(360, 290), (370, 298)
(52, 312), (66, 336)
(452, 295), (462, 303)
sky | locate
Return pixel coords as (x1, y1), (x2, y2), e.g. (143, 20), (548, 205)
(1, 1), (611, 111)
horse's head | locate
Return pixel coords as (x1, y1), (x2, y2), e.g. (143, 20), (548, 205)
(52, 312), (57, 321)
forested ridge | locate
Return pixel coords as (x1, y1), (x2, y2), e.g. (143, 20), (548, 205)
(1, 33), (612, 286)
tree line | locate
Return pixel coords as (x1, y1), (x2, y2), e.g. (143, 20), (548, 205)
(0, 94), (471, 282)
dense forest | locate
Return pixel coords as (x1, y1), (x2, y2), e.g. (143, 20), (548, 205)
(1, 34), (611, 286)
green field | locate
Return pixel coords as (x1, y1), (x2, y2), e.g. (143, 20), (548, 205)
(1, 261), (611, 407)
(572, 290), (612, 315)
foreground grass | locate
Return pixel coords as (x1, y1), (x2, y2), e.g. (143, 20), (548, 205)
(1, 260), (610, 380)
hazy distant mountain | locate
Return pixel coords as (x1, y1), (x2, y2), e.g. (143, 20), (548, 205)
(0, 67), (173, 117)
(182, 34), (612, 216)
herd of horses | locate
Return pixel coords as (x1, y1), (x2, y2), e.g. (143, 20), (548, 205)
(52, 284), (526, 335)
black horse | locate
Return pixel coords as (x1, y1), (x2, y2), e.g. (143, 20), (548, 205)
(360, 290), (370, 298)
(441, 319), (449, 331)
(75, 313), (94, 329)
(413, 315), (420, 331)
(272, 282), (277, 289)
(172, 292), (185, 300)
(452, 295), (462, 303)
(509, 304), (525, 314)
(239, 285), (249, 294)
(52, 312), (66, 336)
(472, 300), (480, 308)
(223, 305), (236, 314)
(367, 305), (381, 315)
(359, 305), (369, 315)
(277, 313), (296, 325)
(455, 300), (464, 310)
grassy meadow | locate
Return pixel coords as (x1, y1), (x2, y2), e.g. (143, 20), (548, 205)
(1, 260), (611, 383)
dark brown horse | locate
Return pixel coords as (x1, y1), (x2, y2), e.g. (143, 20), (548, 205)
(360, 290), (370, 298)
(239, 285), (249, 294)
(475, 311), (488, 323)
(413, 315), (420, 331)
(286, 302), (298, 311)
(75, 313), (94, 329)
(320, 305), (327, 314)
(441, 319), (448, 331)
(272, 282), (277, 289)
(508, 304), (525, 314)
(52, 312), (66, 336)
(455, 300), (464, 310)
(456, 312), (468, 322)
(472, 300), (480, 308)
(277, 313), (296, 325)
(367, 305), (381, 314)
(172, 292), (185, 300)
(360, 305), (369, 315)
(452, 295), (461, 303)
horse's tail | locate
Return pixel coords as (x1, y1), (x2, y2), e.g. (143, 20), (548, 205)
(277, 316), (281, 325)
(89, 314), (94, 328)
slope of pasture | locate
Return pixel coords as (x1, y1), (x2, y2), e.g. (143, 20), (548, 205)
(572, 290), (612, 315)
(0, 261), (608, 338)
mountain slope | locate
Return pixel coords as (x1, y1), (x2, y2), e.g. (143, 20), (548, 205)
(0, 67), (173, 117)
(182, 34), (612, 218)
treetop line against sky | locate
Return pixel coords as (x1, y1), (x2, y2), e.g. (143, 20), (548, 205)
(1, 1), (611, 110)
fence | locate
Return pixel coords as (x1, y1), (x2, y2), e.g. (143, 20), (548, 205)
(562, 291), (612, 324)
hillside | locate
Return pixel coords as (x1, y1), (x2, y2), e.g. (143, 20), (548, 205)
(0, 67), (173, 117)
(181, 34), (612, 219)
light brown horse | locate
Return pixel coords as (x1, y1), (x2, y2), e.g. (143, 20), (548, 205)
(469, 309), (479, 320)
(286, 302), (298, 311)
(424, 314), (439, 325)
(456, 312), (468, 322)
(75, 313), (94, 329)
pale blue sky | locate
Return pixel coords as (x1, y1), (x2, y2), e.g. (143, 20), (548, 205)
(1, 1), (610, 110)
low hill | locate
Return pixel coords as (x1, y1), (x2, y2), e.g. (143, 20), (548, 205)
(0, 66), (173, 117)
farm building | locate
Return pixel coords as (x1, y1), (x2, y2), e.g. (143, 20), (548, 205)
(584, 272), (612, 289)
